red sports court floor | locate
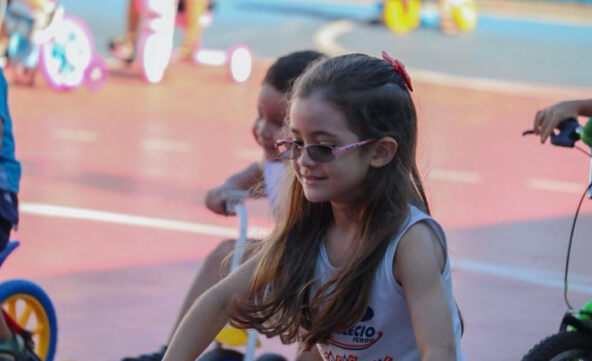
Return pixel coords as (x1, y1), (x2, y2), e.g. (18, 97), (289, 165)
(4, 56), (592, 361)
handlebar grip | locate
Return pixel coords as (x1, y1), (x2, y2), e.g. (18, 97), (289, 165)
(580, 117), (592, 146)
(550, 117), (580, 148)
(223, 190), (249, 215)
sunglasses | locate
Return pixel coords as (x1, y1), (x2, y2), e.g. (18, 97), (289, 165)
(275, 139), (375, 163)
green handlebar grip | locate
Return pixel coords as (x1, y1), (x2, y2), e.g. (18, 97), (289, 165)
(581, 117), (592, 146)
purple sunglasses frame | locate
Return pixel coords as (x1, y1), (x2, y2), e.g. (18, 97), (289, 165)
(275, 139), (376, 162)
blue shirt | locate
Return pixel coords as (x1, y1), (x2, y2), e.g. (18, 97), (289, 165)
(0, 68), (21, 194)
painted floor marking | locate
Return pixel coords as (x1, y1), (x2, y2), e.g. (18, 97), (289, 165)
(313, 19), (352, 55)
(314, 20), (592, 99)
(20, 202), (270, 239)
(455, 258), (592, 295)
(20, 201), (592, 291)
(142, 138), (192, 153)
(234, 148), (262, 161)
(427, 168), (482, 184)
(52, 128), (97, 142)
(527, 178), (586, 194)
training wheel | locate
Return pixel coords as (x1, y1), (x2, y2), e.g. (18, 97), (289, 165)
(138, 33), (170, 84)
(383, 0), (422, 34)
(227, 44), (252, 83)
(0, 280), (58, 361)
(84, 55), (109, 91)
(452, 0), (477, 32)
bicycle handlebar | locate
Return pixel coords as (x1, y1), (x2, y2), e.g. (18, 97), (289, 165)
(523, 117), (592, 198)
(223, 190), (249, 215)
(522, 117), (583, 148)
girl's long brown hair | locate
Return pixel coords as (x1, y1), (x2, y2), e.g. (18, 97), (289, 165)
(229, 54), (429, 351)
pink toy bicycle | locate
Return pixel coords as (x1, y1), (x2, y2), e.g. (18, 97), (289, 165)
(134, 0), (252, 84)
(0, 0), (108, 90)
(0, 240), (58, 361)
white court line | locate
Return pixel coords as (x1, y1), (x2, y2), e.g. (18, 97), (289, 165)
(314, 20), (592, 99)
(427, 168), (482, 184)
(313, 19), (351, 55)
(234, 148), (262, 161)
(527, 178), (586, 194)
(142, 138), (192, 153)
(20, 202), (270, 239)
(52, 128), (97, 142)
(455, 258), (592, 295)
(20, 201), (592, 291)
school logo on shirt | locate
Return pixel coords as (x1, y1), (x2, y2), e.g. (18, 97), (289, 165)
(326, 307), (384, 350)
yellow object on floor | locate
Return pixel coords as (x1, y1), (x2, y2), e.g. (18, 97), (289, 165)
(215, 326), (261, 348)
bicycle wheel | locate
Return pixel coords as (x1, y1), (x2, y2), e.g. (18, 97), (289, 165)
(227, 44), (252, 83)
(255, 353), (288, 361)
(137, 32), (169, 84)
(197, 349), (243, 361)
(39, 15), (94, 90)
(137, 0), (175, 84)
(521, 331), (592, 361)
(0, 279), (58, 361)
(452, 0), (477, 32)
(383, 0), (422, 34)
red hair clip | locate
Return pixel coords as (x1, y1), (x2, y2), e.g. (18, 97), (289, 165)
(381, 51), (413, 92)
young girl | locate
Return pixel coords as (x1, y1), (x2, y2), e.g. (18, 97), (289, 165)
(163, 52), (465, 361)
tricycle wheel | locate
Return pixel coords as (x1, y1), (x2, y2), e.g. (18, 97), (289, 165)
(227, 44), (252, 83)
(256, 353), (288, 361)
(0, 279), (58, 361)
(198, 349), (244, 361)
(452, 0), (477, 32)
(383, 0), (422, 34)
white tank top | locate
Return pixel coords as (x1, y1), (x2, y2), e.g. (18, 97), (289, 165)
(263, 160), (284, 212)
(314, 206), (465, 361)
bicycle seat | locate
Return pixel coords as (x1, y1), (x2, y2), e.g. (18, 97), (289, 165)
(214, 326), (260, 348)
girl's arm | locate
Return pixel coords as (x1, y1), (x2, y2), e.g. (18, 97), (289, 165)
(163, 252), (261, 361)
(205, 160), (264, 215)
(394, 222), (457, 361)
(296, 348), (323, 361)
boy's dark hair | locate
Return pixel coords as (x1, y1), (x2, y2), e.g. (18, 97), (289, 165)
(263, 50), (325, 94)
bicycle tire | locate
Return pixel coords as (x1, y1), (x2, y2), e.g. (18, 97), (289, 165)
(255, 353), (288, 361)
(39, 15), (94, 90)
(0, 279), (58, 361)
(521, 331), (592, 361)
(197, 349), (244, 361)
(383, 0), (421, 34)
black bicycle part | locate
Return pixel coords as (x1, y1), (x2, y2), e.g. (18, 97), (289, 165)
(197, 349), (244, 361)
(522, 117), (581, 148)
(521, 331), (592, 361)
(255, 353), (288, 361)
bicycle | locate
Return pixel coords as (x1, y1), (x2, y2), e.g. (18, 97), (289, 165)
(0, 240), (58, 361)
(132, 0), (252, 84)
(0, 0), (108, 91)
(521, 117), (592, 361)
(197, 191), (286, 361)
